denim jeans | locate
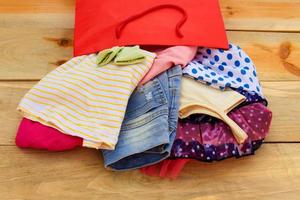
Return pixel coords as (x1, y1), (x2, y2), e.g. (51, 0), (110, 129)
(102, 65), (182, 170)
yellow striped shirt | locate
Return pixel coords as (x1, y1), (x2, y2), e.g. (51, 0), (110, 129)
(18, 51), (156, 150)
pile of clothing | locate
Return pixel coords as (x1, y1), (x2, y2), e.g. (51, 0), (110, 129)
(16, 43), (272, 178)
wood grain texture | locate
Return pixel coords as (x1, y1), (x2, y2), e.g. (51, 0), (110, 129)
(0, 0), (74, 13)
(0, 30), (300, 81)
(228, 31), (300, 81)
(220, 0), (300, 31)
(0, 144), (299, 200)
(0, 27), (73, 80)
(0, 0), (299, 199)
(0, 81), (299, 145)
(262, 81), (300, 142)
(1, 0), (300, 31)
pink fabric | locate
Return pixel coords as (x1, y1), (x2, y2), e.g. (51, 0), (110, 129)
(140, 159), (190, 179)
(140, 46), (197, 84)
(16, 118), (83, 151)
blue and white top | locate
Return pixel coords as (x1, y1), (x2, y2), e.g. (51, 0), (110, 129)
(183, 43), (264, 98)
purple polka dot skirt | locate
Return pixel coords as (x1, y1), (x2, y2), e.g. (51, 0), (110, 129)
(170, 103), (272, 162)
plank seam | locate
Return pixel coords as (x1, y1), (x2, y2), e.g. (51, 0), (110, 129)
(0, 142), (299, 147)
(227, 29), (300, 34)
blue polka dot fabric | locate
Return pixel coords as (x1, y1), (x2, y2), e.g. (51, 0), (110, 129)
(183, 43), (264, 98)
(234, 88), (268, 107)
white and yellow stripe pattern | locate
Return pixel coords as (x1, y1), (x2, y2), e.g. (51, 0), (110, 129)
(18, 50), (156, 150)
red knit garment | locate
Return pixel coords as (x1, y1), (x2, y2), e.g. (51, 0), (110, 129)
(16, 118), (82, 151)
(140, 159), (190, 179)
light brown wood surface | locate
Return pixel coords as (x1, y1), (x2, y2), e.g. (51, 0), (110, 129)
(0, 0), (299, 200)
(1, 0), (300, 31)
(0, 144), (299, 200)
(1, 30), (300, 81)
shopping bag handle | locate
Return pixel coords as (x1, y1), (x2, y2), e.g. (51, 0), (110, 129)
(116, 4), (188, 39)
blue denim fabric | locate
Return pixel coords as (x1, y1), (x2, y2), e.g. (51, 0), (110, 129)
(102, 65), (182, 171)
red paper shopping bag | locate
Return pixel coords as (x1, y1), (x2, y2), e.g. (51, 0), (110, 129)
(74, 0), (228, 56)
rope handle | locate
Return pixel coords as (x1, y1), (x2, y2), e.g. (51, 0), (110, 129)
(115, 4), (188, 39)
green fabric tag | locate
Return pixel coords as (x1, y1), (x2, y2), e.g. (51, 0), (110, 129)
(114, 46), (146, 66)
(96, 46), (123, 66)
(96, 45), (146, 66)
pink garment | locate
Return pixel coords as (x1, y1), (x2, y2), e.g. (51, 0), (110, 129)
(140, 159), (190, 179)
(140, 46), (197, 84)
(16, 118), (83, 151)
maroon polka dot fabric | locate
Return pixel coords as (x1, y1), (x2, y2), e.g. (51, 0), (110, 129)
(171, 103), (272, 161)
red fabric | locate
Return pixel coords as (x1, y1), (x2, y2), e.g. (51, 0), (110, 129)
(140, 159), (190, 179)
(74, 0), (228, 56)
(115, 4), (188, 39)
(15, 118), (83, 151)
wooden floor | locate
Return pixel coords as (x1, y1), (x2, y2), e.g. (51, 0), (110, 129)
(0, 0), (300, 199)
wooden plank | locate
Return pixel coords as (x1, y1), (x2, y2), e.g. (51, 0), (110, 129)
(228, 31), (300, 81)
(0, 13), (74, 29)
(0, 27), (73, 80)
(0, 144), (299, 200)
(262, 81), (300, 142)
(220, 0), (300, 32)
(0, 0), (74, 13)
(1, 0), (300, 31)
(0, 81), (299, 145)
(0, 82), (32, 145)
(0, 29), (300, 81)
